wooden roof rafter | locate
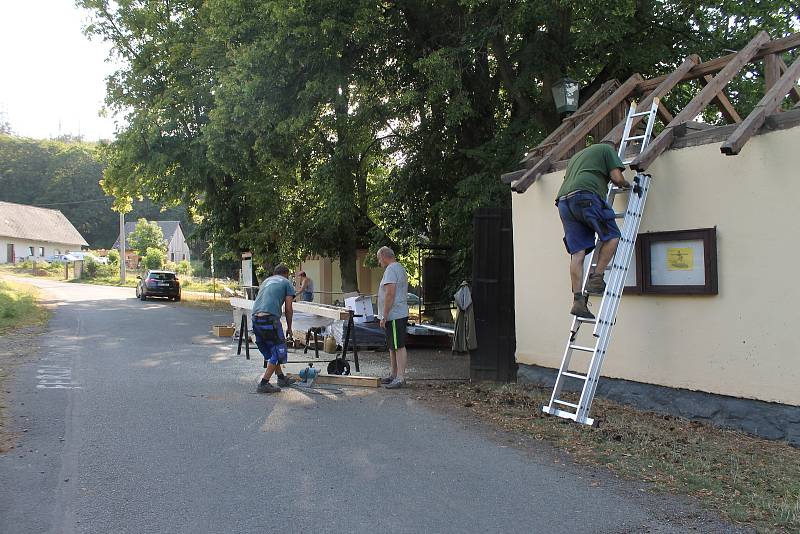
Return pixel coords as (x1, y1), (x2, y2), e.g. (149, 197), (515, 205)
(504, 30), (800, 193)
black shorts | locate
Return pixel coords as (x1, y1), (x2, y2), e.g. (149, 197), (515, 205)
(384, 317), (408, 350)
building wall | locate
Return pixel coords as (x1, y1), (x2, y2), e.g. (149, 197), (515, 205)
(511, 126), (800, 407)
(300, 250), (384, 305)
(167, 226), (191, 263)
(0, 238), (82, 263)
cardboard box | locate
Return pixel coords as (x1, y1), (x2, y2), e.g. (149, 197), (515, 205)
(344, 295), (375, 323)
(213, 325), (236, 337)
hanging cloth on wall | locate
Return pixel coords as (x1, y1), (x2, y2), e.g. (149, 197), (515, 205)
(453, 281), (478, 352)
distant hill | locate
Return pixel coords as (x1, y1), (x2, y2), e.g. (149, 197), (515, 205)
(0, 134), (193, 248)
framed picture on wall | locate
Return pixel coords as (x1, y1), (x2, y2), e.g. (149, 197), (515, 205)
(640, 228), (718, 294)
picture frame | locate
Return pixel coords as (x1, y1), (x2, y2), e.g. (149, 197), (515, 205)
(639, 228), (718, 295)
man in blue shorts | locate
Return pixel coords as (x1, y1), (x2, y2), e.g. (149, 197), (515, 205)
(556, 141), (631, 319)
(251, 263), (297, 393)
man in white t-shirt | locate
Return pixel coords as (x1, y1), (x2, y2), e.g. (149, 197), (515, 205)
(376, 246), (409, 389)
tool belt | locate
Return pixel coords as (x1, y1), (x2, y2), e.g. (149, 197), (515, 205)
(252, 313), (282, 343)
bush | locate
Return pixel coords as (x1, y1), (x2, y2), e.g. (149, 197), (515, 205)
(143, 247), (165, 270)
(108, 249), (120, 265)
(84, 257), (99, 278)
(176, 259), (193, 276)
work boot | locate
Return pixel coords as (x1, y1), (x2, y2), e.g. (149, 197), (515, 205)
(277, 375), (297, 387)
(584, 273), (606, 295)
(256, 380), (281, 393)
(379, 375), (395, 385)
(570, 294), (595, 319)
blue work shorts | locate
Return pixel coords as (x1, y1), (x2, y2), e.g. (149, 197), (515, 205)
(557, 191), (622, 255)
(252, 314), (288, 365)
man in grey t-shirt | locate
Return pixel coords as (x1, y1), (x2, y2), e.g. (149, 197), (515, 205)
(376, 246), (409, 389)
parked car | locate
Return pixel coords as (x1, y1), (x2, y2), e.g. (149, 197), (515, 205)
(45, 253), (80, 263)
(136, 270), (181, 301)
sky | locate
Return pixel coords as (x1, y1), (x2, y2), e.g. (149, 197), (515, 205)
(0, 0), (119, 141)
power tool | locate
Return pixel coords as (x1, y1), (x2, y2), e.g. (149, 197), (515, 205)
(298, 363), (319, 386)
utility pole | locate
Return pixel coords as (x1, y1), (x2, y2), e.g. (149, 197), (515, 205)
(119, 211), (126, 283)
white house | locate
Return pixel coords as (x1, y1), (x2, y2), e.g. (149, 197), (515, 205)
(0, 201), (88, 263)
(113, 220), (191, 263)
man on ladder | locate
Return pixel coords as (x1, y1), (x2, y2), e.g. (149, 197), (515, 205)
(555, 140), (632, 319)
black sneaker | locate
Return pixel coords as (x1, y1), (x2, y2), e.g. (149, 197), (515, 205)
(570, 294), (595, 319)
(277, 375), (297, 387)
(584, 273), (606, 295)
(256, 381), (281, 393)
(379, 376), (395, 385)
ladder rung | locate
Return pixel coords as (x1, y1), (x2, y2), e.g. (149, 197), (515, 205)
(569, 344), (595, 353)
(562, 371), (587, 380)
(614, 212), (625, 219)
(630, 110), (654, 117)
(576, 316), (596, 323)
(553, 399), (579, 409)
(622, 159), (634, 165)
(624, 135), (646, 141)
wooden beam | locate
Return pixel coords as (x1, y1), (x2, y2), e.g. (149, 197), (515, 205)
(603, 55), (698, 145)
(764, 53), (781, 90)
(501, 169), (526, 184)
(229, 297), (351, 320)
(512, 73), (642, 192)
(288, 373), (380, 388)
(638, 32), (800, 92)
(519, 79), (619, 165)
(657, 101), (675, 124)
(631, 31), (771, 171)
(778, 57), (800, 104)
(721, 54), (800, 155)
(699, 74), (742, 123)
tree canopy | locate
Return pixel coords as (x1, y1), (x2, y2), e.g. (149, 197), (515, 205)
(127, 219), (167, 257)
(79, 0), (799, 290)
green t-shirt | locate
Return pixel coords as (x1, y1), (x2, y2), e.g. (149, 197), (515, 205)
(555, 143), (624, 200)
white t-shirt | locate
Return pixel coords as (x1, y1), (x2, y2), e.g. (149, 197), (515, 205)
(377, 261), (409, 321)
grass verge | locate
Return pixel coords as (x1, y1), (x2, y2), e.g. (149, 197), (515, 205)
(178, 291), (231, 311)
(416, 382), (800, 534)
(0, 280), (50, 333)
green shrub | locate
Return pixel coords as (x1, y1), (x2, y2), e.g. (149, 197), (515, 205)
(143, 247), (165, 270)
(108, 249), (120, 265)
(84, 257), (99, 278)
(176, 259), (193, 276)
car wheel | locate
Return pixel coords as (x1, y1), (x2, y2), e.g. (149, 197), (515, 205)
(140, 291), (147, 301)
(175, 294), (181, 302)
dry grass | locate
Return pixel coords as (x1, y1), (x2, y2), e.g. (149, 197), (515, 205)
(178, 291), (231, 311)
(416, 382), (800, 534)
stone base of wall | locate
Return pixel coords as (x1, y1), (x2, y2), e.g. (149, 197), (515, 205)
(517, 363), (800, 447)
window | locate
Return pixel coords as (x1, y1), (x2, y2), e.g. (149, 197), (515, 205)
(28, 246), (34, 256)
(39, 247), (45, 256)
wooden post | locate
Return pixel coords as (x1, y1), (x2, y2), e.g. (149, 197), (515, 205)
(512, 74), (643, 192)
(631, 31), (771, 171)
(721, 54), (800, 155)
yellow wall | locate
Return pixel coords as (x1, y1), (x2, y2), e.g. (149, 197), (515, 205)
(300, 250), (383, 305)
(512, 126), (800, 406)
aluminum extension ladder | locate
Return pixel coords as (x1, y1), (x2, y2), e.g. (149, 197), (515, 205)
(542, 99), (660, 426)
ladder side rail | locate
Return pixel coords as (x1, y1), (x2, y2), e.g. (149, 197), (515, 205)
(578, 175), (652, 419)
(545, 343), (579, 413)
(590, 179), (644, 335)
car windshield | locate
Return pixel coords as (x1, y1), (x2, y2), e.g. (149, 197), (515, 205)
(149, 272), (176, 280)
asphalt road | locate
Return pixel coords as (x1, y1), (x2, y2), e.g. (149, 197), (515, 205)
(0, 279), (732, 534)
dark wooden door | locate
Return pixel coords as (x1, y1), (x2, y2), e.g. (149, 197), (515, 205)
(7, 244), (14, 263)
(471, 208), (517, 382)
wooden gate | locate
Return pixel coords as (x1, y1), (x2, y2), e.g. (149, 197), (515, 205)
(470, 208), (517, 382)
